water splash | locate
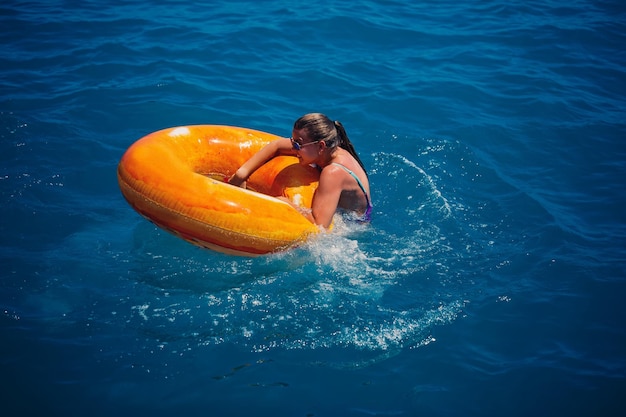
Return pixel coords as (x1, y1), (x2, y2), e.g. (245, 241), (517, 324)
(116, 147), (472, 367)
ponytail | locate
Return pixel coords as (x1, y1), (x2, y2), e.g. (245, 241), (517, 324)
(334, 120), (368, 175)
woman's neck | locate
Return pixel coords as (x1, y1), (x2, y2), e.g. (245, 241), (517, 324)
(316, 147), (339, 167)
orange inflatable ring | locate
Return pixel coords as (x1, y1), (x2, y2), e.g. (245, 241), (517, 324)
(117, 125), (321, 256)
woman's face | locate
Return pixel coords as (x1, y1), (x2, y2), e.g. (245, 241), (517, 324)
(291, 128), (321, 165)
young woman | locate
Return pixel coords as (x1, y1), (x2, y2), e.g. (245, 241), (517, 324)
(228, 113), (372, 228)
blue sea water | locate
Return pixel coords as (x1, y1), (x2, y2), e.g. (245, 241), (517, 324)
(1, 0), (625, 415)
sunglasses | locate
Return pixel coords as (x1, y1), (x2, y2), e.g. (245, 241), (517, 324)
(291, 138), (320, 151)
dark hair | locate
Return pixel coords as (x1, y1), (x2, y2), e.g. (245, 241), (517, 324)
(293, 113), (367, 175)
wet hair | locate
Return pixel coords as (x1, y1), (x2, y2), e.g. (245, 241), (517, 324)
(293, 113), (367, 175)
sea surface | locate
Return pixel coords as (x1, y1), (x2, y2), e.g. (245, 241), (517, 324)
(1, 0), (625, 416)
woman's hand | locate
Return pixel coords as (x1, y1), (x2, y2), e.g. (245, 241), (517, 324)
(228, 169), (247, 188)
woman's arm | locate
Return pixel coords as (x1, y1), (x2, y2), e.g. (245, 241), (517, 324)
(228, 138), (295, 186)
(309, 166), (344, 228)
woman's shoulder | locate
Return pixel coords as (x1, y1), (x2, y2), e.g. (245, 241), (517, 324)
(322, 159), (367, 190)
(331, 151), (367, 177)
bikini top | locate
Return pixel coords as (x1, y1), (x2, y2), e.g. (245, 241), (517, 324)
(331, 162), (372, 222)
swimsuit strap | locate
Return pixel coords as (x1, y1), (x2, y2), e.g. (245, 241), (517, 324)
(331, 163), (373, 210)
